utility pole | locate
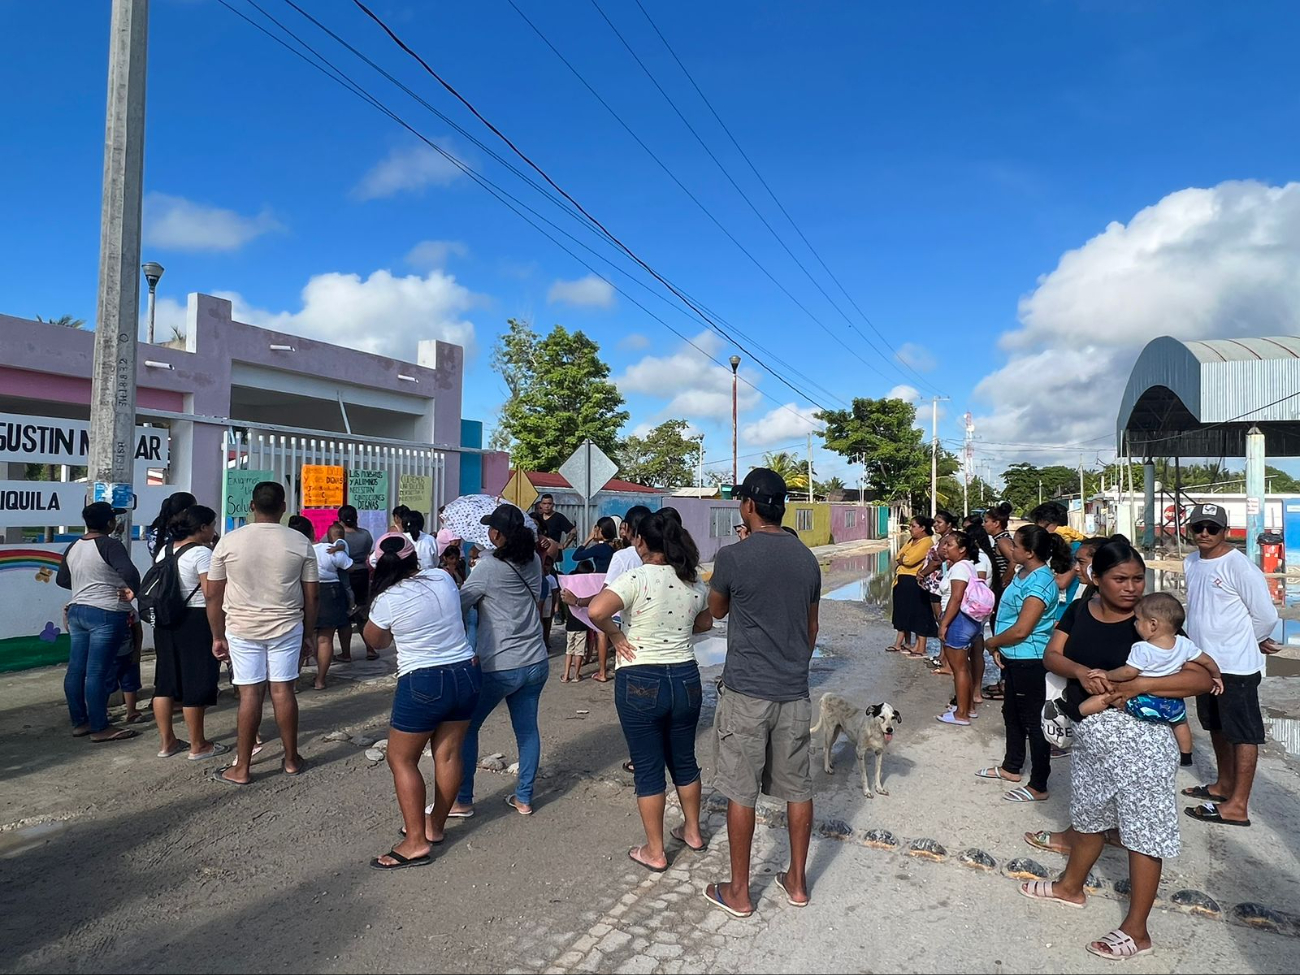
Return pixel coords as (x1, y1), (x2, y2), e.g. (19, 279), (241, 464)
(962, 412), (974, 516)
(1079, 453), (1086, 530)
(929, 396), (948, 518)
(729, 355), (741, 487)
(89, 0), (150, 549)
(696, 435), (704, 491)
(806, 432), (814, 501)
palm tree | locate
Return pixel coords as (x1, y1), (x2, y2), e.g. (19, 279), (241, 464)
(37, 314), (85, 329)
(763, 451), (811, 494)
(815, 475), (846, 497)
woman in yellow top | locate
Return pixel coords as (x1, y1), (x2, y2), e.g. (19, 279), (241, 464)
(888, 515), (937, 654)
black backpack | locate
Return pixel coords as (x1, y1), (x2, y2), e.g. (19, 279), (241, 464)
(138, 542), (201, 628)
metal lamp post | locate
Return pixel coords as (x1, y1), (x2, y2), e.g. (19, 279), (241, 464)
(733, 353), (743, 486)
(142, 261), (164, 343)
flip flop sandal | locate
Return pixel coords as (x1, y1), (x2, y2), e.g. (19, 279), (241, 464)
(370, 849), (432, 871)
(702, 884), (753, 919)
(775, 872), (809, 908)
(282, 758), (307, 776)
(622, 761), (636, 773)
(670, 825), (707, 852)
(1184, 802), (1250, 827)
(366, 652), (380, 661)
(157, 740), (190, 758)
(332, 655), (353, 663)
(1004, 786), (1047, 802)
(398, 828), (445, 844)
(446, 807), (475, 819)
(209, 767), (251, 787)
(1024, 830), (1070, 855)
(90, 729), (139, 743)
(975, 766), (1020, 782)
(982, 684), (1005, 699)
(125, 713), (150, 724)
(936, 712), (971, 726)
(885, 645), (903, 653)
(628, 847), (668, 873)
(71, 728), (92, 738)
(1018, 880), (1085, 909)
(187, 742), (230, 761)
(506, 795), (533, 816)
(1086, 929), (1153, 960)
(1181, 785), (1227, 803)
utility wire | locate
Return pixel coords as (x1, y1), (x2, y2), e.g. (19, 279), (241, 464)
(588, 0), (927, 391)
(220, 0), (831, 426)
(483, 0), (895, 386)
(629, 0), (938, 393)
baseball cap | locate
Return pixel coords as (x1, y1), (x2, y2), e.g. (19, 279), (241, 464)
(82, 501), (125, 530)
(481, 503), (526, 534)
(1186, 503), (1228, 530)
(373, 531), (417, 560)
(735, 467), (787, 506)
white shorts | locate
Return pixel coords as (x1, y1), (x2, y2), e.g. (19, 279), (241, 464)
(227, 625), (303, 685)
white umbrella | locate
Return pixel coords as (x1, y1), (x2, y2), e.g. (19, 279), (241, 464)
(439, 494), (534, 550)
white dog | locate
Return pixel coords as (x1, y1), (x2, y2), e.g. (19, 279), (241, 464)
(810, 693), (902, 798)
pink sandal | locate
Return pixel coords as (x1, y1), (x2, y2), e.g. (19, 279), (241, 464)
(1018, 880), (1084, 909)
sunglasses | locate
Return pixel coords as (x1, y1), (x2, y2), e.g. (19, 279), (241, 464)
(1191, 522), (1224, 535)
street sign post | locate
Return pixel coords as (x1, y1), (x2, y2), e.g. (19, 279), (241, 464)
(558, 439), (618, 535)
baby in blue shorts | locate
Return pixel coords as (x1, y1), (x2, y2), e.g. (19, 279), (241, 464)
(1079, 593), (1223, 742)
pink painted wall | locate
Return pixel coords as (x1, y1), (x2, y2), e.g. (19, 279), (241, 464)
(666, 497), (742, 563)
(829, 503), (879, 543)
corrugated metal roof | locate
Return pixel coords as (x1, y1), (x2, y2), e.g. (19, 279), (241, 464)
(1116, 335), (1300, 456)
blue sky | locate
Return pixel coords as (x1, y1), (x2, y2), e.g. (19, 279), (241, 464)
(4, 1), (1300, 485)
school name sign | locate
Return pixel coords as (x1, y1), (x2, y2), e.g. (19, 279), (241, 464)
(0, 413), (169, 466)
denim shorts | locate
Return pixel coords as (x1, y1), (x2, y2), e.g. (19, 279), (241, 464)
(943, 611), (981, 651)
(391, 657), (482, 734)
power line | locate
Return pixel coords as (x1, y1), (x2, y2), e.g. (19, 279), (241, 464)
(220, 0), (832, 427)
(587, 0), (933, 393)
(629, 0), (939, 394)
(493, 0), (897, 387)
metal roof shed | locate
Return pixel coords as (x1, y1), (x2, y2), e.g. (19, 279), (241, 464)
(1117, 336), (1300, 458)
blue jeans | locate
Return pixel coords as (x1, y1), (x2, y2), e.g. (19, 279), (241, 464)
(457, 660), (549, 805)
(616, 661), (703, 797)
(390, 658), (481, 733)
(64, 605), (131, 732)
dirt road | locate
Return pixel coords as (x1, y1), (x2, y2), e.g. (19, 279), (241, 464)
(2, 541), (1298, 973)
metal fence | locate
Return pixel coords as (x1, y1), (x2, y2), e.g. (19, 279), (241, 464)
(221, 429), (446, 522)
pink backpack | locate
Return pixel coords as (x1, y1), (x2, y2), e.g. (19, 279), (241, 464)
(961, 576), (996, 622)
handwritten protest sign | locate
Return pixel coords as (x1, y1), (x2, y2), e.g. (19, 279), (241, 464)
(301, 465), (345, 509)
(347, 469), (388, 511)
(223, 469), (274, 525)
(398, 474), (431, 513)
(356, 508), (388, 540)
(300, 508), (340, 542)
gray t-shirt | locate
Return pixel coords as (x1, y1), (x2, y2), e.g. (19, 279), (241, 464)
(711, 531), (821, 702)
(57, 535), (141, 614)
(460, 553), (547, 673)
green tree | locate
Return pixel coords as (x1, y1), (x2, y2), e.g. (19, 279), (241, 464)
(37, 314), (85, 329)
(814, 475), (846, 497)
(817, 397), (930, 505)
(999, 463), (1080, 515)
(620, 420), (700, 488)
(492, 322), (628, 471)
(763, 450), (812, 496)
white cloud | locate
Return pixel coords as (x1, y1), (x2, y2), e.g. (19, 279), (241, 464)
(886, 384), (921, 403)
(619, 332), (651, 351)
(896, 342), (936, 372)
(352, 142), (463, 201)
(406, 239), (468, 270)
(618, 332), (761, 419)
(152, 268), (483, 357)
(973, 180), (1300, 456)
(547, 274), (616, 308)
(143, 192), (282, 252)
(740, 403), (824, 446)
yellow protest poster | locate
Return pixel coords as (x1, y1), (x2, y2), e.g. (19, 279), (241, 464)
(301, 464), (345, 508)
(398, 474), (432, 512)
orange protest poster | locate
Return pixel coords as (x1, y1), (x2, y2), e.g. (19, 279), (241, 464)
(301, 464), (345, 508)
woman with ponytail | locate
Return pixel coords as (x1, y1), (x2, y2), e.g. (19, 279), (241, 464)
(978, 525), (1072, 802)
(589, 510), (714, 871)
(147, 491), (197, 556)
(402, 510), (440, 572)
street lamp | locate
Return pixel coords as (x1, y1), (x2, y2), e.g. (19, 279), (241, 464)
(729, 355), (741, 486)
(142, 261), (164, 344)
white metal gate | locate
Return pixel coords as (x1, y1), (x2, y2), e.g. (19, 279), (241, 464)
(221, 429), (446, 524)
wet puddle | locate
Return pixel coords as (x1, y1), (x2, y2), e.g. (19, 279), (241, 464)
(692, 618), (828, 668)
(0, 821), (66, 858)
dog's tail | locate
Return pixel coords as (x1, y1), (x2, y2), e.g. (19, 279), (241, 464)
(809, 695), (825, 734)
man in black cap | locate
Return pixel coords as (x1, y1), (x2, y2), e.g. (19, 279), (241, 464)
(1182, 502), (1280, 827)
(705, 467), (821, 916)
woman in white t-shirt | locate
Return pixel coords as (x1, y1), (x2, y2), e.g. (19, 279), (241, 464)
(151, 505), (228, 761)
(936, 531), (986, 727)
(363, 532), (481, 871)
(589, 511), (714, 873)
(310, 522), (355, 690)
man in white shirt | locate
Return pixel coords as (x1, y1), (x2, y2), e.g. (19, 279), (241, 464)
(1182, 503), (1281, 828)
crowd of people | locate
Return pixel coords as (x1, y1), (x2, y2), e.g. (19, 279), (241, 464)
(886, 497), (1283, 959)
(53, 471), (1286, 958)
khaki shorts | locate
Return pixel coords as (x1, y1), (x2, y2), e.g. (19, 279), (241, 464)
(565, 630), (588, 657)
(714, 684), (813, 807)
